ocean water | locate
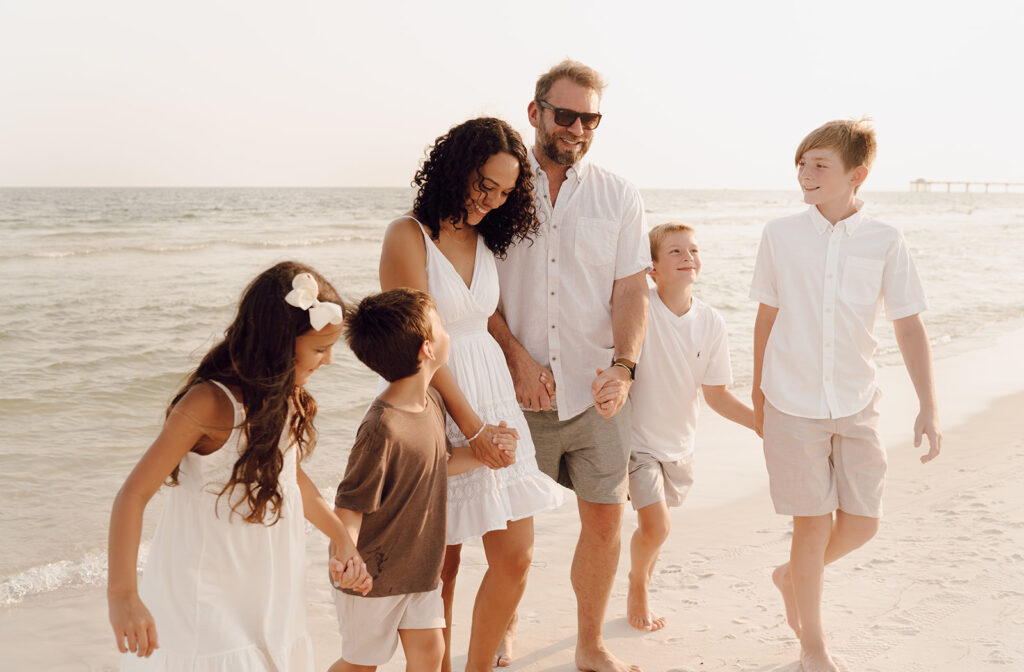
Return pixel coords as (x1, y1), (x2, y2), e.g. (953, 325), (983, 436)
(1, 186), (1023, 609)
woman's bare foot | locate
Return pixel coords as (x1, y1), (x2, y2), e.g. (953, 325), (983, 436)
(492, 611), (518, 667)
(575, 646), (642, 672)
(772, 563), (801, 638)
(626, 579), (666, 631)
(799, 644), (839, 672)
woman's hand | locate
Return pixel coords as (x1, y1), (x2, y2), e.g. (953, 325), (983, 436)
(469, 421), (519, 469)
(108, 590), (159, 657)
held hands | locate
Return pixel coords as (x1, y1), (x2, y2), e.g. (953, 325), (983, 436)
(591, 366), (631, 419)
(752, 389), (765, 438)
(329, 553), (372, 595)
(914, 408), (942, 463)
(510, 352), (556, 412)
(108, 590), (159, 657)
(469, 421), (520, 469)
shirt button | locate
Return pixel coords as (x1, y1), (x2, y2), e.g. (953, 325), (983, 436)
(551, 325), (555, 329)
(550, 291), (555, 295)
(550, 258), (556, 262)
(551, 356), (557, 361)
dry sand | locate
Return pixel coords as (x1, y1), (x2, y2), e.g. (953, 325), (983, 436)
(3, 328), (1023, 671)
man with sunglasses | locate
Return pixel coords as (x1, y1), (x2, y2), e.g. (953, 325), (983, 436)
(490, 59), (649, 672)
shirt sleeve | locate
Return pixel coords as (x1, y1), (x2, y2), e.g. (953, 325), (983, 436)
(614, 183), (651, 280)
(701, 310), (734, 386)
(882, 231), (928, 321)
(749, 223), (779, 307)
(334, 419), (389, 514)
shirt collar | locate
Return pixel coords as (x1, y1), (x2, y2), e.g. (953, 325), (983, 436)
(528, 147), (588, 184)
(807, 199), (866, 236)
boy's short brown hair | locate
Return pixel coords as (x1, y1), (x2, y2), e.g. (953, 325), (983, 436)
(344, 288), (435, 382)
(649, 222), (695, 261)
(535, 59), (607, 101)
(795, 118), (877, 172)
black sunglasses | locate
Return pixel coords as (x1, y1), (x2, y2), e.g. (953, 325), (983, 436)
(535, 100), (602, 130)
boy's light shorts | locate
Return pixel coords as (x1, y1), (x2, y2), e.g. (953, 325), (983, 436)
(332, 585), (445, 666)
(627, 451), (695, 510)
(762, 389), (886, 518)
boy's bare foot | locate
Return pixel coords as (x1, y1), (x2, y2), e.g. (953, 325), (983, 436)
(799, 645), (839, 672)
(492, 611), (517, 667)
(772, 563), (801, 638)
(626, 580), (666, 631)
(575, 647), (642, 672)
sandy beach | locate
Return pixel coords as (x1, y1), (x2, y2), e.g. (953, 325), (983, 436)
(2, 324), (1021, 671)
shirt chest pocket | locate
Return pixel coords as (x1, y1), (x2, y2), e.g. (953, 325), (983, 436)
(574, 217), (618, 268)
(841, 256), (885, 305)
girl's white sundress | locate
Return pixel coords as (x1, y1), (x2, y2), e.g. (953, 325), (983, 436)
(122, 380), (313, 672)
(411, 218), (565, 544)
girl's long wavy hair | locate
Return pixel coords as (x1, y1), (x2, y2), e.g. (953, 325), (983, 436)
(412, 117), (539, 258)
(167, 261), (343, 525)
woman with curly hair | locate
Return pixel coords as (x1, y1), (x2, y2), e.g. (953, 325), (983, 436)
(379, 117), (565, 672)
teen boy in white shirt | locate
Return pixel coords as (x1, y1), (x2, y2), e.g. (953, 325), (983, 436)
(750, 119), (942, 672)
(626, 222), (754, 632)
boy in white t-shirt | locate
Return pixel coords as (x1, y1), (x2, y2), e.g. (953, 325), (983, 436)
(626, 222), (755, 632)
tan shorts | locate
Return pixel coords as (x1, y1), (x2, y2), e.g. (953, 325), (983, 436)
(762, 390), (886, 518)
(525, 401), (632, 504)
(332, 585), (445, 666)
(628, 452), (695, 510)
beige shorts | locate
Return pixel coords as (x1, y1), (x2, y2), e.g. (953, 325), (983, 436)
(762, 389), (886, 518)
(332, 585), (445, 666)
(525, 401), (632, 504)
(628, 452), (695, 510)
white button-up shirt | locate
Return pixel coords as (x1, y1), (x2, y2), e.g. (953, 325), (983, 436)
(750, 203), (927, 419)
(495, 149), (650, 421)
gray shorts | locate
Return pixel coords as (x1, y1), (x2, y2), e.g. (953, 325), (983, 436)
(628, 452), (696, 510)
(524, 400), (632, 505)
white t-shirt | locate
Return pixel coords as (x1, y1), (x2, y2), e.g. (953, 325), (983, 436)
(749, 203), (927, 419)
(495, 149), (650, 421)
(629, 289), (733, 462)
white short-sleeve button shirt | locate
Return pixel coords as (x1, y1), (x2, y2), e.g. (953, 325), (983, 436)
(750, 203), (927, 419)
(495, 149), (650, 421)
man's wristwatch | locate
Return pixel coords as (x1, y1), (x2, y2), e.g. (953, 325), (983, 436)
(610, 358), (636, 380)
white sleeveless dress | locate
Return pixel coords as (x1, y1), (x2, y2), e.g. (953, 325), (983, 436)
(123, 381), (313, 672)
(410, 219), (565, 544)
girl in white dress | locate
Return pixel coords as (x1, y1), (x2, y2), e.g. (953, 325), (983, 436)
(379, 117), (565, 672)
(107, 262), (371, 671)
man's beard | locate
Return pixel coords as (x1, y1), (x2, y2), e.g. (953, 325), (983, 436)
(537, 123), (591, 166)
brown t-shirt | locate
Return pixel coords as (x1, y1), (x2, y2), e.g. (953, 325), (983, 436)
(334, 388), (447, 597)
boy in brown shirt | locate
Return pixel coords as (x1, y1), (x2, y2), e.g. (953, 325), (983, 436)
(330, 288), (450, 672)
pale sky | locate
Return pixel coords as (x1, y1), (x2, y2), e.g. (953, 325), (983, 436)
(2, 0), (1021, 190)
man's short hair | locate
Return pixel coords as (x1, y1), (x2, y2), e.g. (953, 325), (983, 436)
(795, 118), (877, 172)
(344, 288), (435, 382)
(649, 222), (696, 261)
(535, 59), (607, 101)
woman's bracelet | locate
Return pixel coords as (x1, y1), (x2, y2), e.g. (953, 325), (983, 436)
(466, 424), (486, 442)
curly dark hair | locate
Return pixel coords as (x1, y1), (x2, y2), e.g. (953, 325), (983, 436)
(412, 117), (539, 258)
(167, 261), (344, 525)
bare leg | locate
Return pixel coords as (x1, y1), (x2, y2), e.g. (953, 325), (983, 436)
(328, 659), (376, 672)
(440, 545), (462, 672)
(465, 518), (534, 672)
(493, 610), (518, 668)
(627, 501), (670, 631)
(774, 511), (879, 640)
(399, 628), (445, 672)
(573, 499), (641, 672)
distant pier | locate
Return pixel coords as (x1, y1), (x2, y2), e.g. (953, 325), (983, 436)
(910, 178), (1024, 193)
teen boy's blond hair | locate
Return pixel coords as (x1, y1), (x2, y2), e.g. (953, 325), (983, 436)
(648, 222), (695, 262)
(795, 118), (877, 172)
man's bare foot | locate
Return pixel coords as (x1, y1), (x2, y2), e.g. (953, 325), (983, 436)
(772, 563), (801, 638)
(575, 647), (642, 672)
(799, 645), (839, 672)
(492, 611), (518, 667)
(626, 580), (666, 632)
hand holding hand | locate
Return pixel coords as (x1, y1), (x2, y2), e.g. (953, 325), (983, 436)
(752, 389), (765, 438)
(470, 422), (519, 469)
(590, 366), (631, 419)
(108, 590), (159, 657)
(510, 354), (555, 412)
(330, 553), (372, 595)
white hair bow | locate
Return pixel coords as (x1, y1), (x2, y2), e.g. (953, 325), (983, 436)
(284, 273), (343, 331)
